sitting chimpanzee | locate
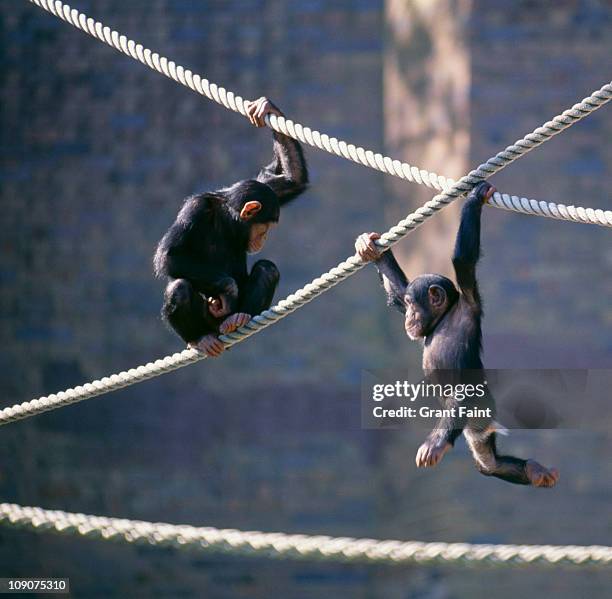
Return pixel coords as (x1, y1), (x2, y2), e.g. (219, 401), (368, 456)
(355, 182), (559, 487)
(154, 97), (308, 356)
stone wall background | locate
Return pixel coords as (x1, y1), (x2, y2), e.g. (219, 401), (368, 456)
(0, 1), (610, 597)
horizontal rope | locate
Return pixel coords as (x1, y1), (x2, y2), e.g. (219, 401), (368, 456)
(27, 0), (612, 227)
(1, 502), (610, 567)
(1, 76), (610, 426)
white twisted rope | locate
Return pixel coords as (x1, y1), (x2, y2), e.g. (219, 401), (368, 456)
(27, 0), (612, 227)
(1, 74), (610, 426)
(1, 502), (610, 567)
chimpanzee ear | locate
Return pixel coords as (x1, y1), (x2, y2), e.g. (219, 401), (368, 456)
(239, 200), (262, 221)
(428, 284), (447, 308)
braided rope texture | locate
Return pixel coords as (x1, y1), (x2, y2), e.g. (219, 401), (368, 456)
(1, 502), (610, 567)
(27, 0), (612, 227)
(2, 30), (611, 426)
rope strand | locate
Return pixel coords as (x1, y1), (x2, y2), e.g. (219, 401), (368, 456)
(1, 502), (610, 567)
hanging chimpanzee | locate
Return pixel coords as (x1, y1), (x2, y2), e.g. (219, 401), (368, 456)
(355, 182), (559, 487)
(154, 97), (308, 356)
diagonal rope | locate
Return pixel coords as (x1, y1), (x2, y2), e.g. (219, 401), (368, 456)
(1, 77), (610, 426)
(1, 502), (611, 567)
(26, 0), (612, 227)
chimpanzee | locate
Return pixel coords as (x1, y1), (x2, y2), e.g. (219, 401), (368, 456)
(154, 97), (308, 357)
(355, 182), (559, 487)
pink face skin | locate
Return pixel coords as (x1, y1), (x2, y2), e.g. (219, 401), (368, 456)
(247, 222), (276, 254)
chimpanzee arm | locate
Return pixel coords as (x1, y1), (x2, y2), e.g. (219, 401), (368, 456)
(256, 131), (309, 206)
(452, 183), (488, 311)
(428, 414), (466, 447)
(375, 250), (409, 314)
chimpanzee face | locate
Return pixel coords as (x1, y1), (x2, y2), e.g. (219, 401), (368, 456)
(403, 293), (429, 340)
(403, 275), (456, 339)
(247, 222), (277, 254)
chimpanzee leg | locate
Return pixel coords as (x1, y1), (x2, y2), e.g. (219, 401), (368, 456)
(464, 427), (558, 487)
(464, 427), (529, 485)
(209, 277), (240, 315)
(162, 278), (211, 344)
(239, 260), (280, 315)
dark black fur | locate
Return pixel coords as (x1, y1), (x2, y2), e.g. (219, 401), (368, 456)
(154, 130), (308, 343)
(375, 182), (533, 485)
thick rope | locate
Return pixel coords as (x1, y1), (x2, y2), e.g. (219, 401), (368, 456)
(26, 0), (612, 227)
(1, 502), (610, 567)
(1, 77), (610, 426)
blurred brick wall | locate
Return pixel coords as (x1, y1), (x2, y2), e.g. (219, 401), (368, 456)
(384, 0), (472, 276)
(1, 1), (611, 598)
(1, 1), (392, 597)
(0, 0), (392, 398)
(469, 0), (612, 368)
(380, 1), (612, 598)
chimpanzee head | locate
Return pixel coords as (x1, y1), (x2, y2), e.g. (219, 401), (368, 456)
(226, 179), (280, 254)
(403, 274), (459, 339)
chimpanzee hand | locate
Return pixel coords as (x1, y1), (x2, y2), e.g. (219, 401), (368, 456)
(189, 334), (225, 357)
(219, 313), (252, 334)
(471, 181), (497, 205)
(415, 439), (452, 468)
(245, 97), (284, 127)
(483, 184), (496, 203)
(355, 232), (382, 262)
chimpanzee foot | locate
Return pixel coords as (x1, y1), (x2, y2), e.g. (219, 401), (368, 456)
(415, 441), (452, 468)
(219, 313), (252, 334)
(525, 459), (559, 488)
